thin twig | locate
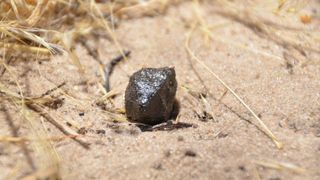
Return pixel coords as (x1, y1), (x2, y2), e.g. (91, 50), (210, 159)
(104, 50), (131, 92)
(80, 40), (103, 65)
(80, 39), (130, 92)
(0, 134), (82, 143)
(1, 106), (36, 170)
(26, 102), (90, 149)
(38, 82), (66, 98)
(254, 160), (307, 174)
(185, 23), (283, 149)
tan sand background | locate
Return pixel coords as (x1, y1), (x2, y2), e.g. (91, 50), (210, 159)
(0, 0), (319, 179)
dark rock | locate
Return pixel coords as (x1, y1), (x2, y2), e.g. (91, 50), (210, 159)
(77, 127), (87, 135)
(125, 67), (177, 125)
(96, 129), (105, 134)
(185, 149), (197, 157)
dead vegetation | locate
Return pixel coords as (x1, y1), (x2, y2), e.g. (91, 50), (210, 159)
(0, 0), (187, 178)
(0, 0), (319, 179)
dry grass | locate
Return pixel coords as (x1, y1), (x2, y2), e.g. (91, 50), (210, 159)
(0, 1), (185, 178)
(185, 17), (283, 149)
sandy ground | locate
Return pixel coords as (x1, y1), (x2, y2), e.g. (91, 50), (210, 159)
(1, 1), (320, 180)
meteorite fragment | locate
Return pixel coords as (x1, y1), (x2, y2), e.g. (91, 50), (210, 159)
(125, 67), (177, 125)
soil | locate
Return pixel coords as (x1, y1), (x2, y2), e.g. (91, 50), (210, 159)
(1, 1), (320, 180)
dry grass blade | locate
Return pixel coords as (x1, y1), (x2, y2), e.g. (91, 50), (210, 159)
(89, 2), (127, 61)
(0, 24), (63, 55)
(115, 0), (182, 19)
(0, 136), (27, 143)
(0, 134), (82, 143)
(0, 42), (51, 57)
(21, 167), (60, 180)
(0, 63), (60, 177)
(25, 0), (49, 26)
(1, 104), (36, 170)
(253, 164), (262, 180)
(181, 85), (216, 122)
(20, 104), (61, 173)
(185, 23), (283, 149)
(26, 102), (90, 149)
(254, 160), (307, 174)
(212, 0), (320, 59)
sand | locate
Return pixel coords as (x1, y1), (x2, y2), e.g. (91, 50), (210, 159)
(0, 1), (319, 179)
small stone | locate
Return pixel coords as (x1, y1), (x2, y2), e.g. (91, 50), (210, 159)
(96, 129), (105, 134)
(185, 149), (197, 157)
(77, 127), (87, 135)
(152, 162), (163, 170)
(177, 136), (184, 141)
(238, 165), (246, 171)
(125, 67), (177, 125)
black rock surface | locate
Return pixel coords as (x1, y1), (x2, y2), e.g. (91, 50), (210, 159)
(125, 67), (177, 125)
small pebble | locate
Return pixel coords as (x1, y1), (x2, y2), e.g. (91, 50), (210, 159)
(96, 129), (106, 134)
(125, 67), (177, 125)
(77, 127), (87, 135)
(185, 149), (197, 157)
(177, 136), (184, 141)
